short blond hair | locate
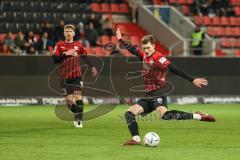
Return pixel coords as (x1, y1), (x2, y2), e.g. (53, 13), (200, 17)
(64, 24), (75, 31)
(141, 35), (155, 45)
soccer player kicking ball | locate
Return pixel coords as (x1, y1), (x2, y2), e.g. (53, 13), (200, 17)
(52, 24), (97, 128)
(116, 28), (216, 145)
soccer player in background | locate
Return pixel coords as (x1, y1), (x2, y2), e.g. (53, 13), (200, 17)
(52, 24), (97, 128)
(116, 28), (216, 145)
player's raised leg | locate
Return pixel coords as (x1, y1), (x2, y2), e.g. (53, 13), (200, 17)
(122, 104), (144, 146)
(155, 106), (216, 122)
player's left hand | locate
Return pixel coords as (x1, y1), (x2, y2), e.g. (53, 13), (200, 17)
(91, 67), (97, 77)
(65, 49), (78, 57)
(193, 78), (208, 88)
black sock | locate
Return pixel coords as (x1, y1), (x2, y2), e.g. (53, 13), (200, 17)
(162, 110), (193, 120)
(69, 101), (83, 121)
(70, 103), (77, 113)
(124, 111), (139, 136)
(75, 100), (83, 121)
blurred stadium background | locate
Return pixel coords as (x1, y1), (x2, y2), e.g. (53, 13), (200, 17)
(0, 0), (240, 160)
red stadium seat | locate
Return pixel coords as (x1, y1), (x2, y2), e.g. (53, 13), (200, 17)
(231, 0), (239, 6)
(119, 4), (130, 13)
(85, 47), (93, 55)
(194, 16), (203, 25)
(235, 27), (240, 36)
(169, 0), (177, 4)
(177, 0), (186, 4)
(186, 0), (193, 5)
(94, 47), (104, 56)
(212, 16), (221, 26)
(130, 36), (140, 45)
(216, 27), (226, 36)
(203, 16), (212, 26)
(117, 24), (128, 34)
(207, 27), (217, 36)
(91, 3), (100, 12)
(234, 50), (240, 57)
(182, 5), (190, 15)
(215, 48), (227, 57)
(111, 36), (118, 44)
(220, 38), (231, 47)
(100, 35), (110, 45)
(225, 27), (235, 36)
(221, 16), (229, 26)
(153, 0), (164, 5)
(232, 38), (239, 47)
(0, 33), (6, 42)
(111, 3), (120, 13)
(237, 39), (240, 47)
(101, 3), (111, 13)
(229, 17), (239, 26)
(234, 7), (240, 15)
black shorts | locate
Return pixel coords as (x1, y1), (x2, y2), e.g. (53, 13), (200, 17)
(137, 96), (168, 117)
(60, 77), (83, 96)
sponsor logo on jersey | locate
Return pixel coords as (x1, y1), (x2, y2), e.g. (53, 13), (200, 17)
(74, 46), (79, 50)
(159, 57), (167, 64)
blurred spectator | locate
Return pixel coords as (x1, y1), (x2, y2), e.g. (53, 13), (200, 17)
(193, 0), (214, 16)
(86, 22), (99, 47)
(212, 0), (235, 16)
(128, 0), (143, 23)
(88, 13), (102, 34)
(38, 32), (55, 54)
(25, 31), (38, 54)
(14, 31), (26, 54)
(79, 36), (90, 48)
(54, 20), (65, 41)
(3, 32), (15, 54)
(191, 26), (205, 56)
(75, 22), (86, 40)
(76, 22), (90, 48)
(102, 17), (113, 38)
(42, 22), (54, 39)
(79, 13), (89, 26)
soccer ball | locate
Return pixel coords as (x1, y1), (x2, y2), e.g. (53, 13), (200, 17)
(143, 132), (160, 147)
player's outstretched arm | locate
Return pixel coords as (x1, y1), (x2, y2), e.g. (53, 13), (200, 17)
(168, 63), (208, 88)
(116, 28), (142, 59)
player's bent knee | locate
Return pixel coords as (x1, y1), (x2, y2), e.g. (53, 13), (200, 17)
(74, 91), (83, 101)
(74, 95), (83, 101)
(127, 105), (144, 115)
(65, 95), (74, 107)
(156, 106), (168, 118)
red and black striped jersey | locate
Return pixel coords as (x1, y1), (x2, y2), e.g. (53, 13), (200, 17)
(53, 41), (87, 78)
(126, 45), (171, 92)
(139, 50), (171, 92)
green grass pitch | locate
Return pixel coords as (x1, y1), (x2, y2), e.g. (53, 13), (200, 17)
(0, 104), (240, 160)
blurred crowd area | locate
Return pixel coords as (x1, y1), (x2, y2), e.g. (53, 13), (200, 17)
(0, 0), (137, 55)
(191, 0), (235, 17)
(0, 15), (115, 55)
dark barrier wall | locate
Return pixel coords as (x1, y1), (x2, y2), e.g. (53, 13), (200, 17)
(0, 55), (240, 96)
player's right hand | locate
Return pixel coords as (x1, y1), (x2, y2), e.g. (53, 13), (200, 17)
(64, 49), (77, 56)
(116, 28), (122, 40)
